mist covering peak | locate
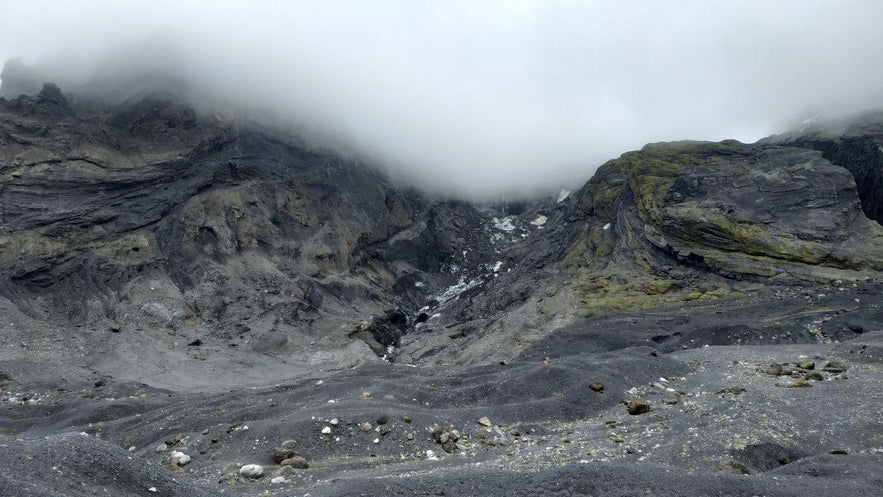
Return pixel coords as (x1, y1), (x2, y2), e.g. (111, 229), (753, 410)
(2, 1), (883, 200)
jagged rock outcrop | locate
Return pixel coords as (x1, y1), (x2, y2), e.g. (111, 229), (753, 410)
(399, 136), (883, 365)
(762, 111), (883, 224)
(3, 79), (883, 378)
(0, 86), (498, 386)
(562, 140), (883, 315)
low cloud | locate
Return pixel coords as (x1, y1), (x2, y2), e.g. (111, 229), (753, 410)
(2, 1), (883, 199)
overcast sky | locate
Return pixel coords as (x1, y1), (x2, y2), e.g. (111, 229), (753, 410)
(2, 1), (883, 199)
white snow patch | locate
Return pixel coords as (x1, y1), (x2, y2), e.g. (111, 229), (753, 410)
(438, 277), (481, 303)
(530, 215), (548, 227)
(414, 281), (425, 288)
(603, 223), (611, 230)
(557, 189), (571, 203)
(493, 216), (517, 232)
(492, 261), (503, 273)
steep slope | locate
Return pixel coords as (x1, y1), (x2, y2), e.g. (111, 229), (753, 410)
(400, 138), (883, 365)
(761, 110), (883, 224)
(0, 84), (498, 388)
(567, 140), (883, 303)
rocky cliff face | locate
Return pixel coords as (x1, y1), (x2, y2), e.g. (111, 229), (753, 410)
(399, 138), (883, 365)
(565, 140), (883, 309)
(3, 84), (883, 374)
(0, 84), (503, 385)
(761, 111), (883, 224)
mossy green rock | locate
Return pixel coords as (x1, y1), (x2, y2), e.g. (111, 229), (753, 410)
(566, 140), (883, 314)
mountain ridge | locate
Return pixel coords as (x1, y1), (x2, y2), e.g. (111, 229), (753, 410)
(0, 82), (881, 497)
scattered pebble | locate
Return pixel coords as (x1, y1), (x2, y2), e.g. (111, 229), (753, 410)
(273, 447), (297, 463)
(822, 361), (848, 373)
(627, 400), (651, 415)
(432, 427), (461, 453)
(765, 363), (784, 376)
(169, 451), (190, 466)
(805, 372), (824, 381)
(239, 464), (264, 479)
(275, 466), (297, 477)
(280, 456), (309, 469)
(797, 360), (815, 370)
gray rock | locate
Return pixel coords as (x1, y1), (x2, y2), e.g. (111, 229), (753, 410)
(765, 363), (784, 376)
(274, 465), (298, 478)
(169, 450), (190, 466)
(280, 456), (309, 469)
(797, 360), (815, 370)
(627, 400), (651, 415)
(273, 447), (297, 463)
(823, 361), (848, 373)
(239, 464), (264, 478)
(432, 427), (460, 453)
